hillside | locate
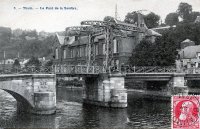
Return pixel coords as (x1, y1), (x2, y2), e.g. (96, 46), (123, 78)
(0, 27), (61, 60)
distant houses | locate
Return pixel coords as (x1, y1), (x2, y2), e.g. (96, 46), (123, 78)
(0, 57), (49, 73)
(177, 39), (200, 68)
(195, 16), (200, 23)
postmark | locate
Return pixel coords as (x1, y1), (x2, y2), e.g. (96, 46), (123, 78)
(172, 95), (200, 129)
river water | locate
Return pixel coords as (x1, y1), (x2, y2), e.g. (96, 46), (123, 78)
(0, 87), (171, 128)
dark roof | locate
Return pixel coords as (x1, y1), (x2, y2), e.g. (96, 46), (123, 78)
(65, 36), (75, 45)
(69, 36), (89, 47)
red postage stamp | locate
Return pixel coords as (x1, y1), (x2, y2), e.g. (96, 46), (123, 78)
(172, 95), (200, 129)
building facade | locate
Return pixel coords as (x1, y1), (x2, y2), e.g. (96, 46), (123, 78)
(177, 39), (200, 69)
(53, 14), (161, 68)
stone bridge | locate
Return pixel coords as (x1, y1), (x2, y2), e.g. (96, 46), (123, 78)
(54, 65), (200, 108)
(0, 74), (56, 115)
(1, 65), (200, 112)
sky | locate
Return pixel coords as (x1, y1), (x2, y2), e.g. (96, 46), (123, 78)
(0, 0), (200, 32)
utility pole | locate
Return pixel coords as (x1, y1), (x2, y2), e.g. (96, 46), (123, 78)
(3, 51), (5, 73)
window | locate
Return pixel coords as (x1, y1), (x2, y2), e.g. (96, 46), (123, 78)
(79, 47), (82, 57)
(113, 39), (119, 53)
(103, 44), (106, 55)
(77, 47), (80, 57)
(63, 49), (66, 59)
(95, 44), (98, 55)
(85, 46), (88, 57)
(73, 48), (76, 57)
(55, 48), (58, 59)
(70, 49), (73, 58)
(75, 36), (78, 41)
(140, 24), (144, 27)
(80, 46), (86, 57)
(197, 53), (200, 59)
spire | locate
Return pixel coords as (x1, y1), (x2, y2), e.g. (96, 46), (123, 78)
(115, 4), (118, 20)
(115, 4), (120, 20)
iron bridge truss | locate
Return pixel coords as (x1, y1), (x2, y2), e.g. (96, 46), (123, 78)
(65, 19), (139, 73)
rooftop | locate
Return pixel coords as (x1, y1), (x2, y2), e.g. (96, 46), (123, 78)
(181, 39), (194, 43)
(195, 16), (200, 23)
(146, 29), (162, 37)
(179, 45), (200, 59)
(56, 33), (66, 45)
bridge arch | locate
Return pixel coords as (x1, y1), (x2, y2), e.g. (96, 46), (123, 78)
(0, 74), (56, 114)
(1, 89), (33, 113)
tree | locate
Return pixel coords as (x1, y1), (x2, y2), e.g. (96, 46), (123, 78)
(144, 12), (160, 28)
(25, 57), (41, 67)
(190, 11), (200, 22)
(12, 59), (21, 72)
(124, 11), (160, 28)
(153, 36), (177, 66)
(129, 39), (155, 66)
(44, 60), (53, 67)
(124, 12), (138, 24)
(103, 16), (115, 22)
(129, 22), (200, 66)
(165, 13), (179, 26)
(177, 2), (192, 22)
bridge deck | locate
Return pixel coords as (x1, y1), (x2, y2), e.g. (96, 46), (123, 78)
(2, 65), (200, 80)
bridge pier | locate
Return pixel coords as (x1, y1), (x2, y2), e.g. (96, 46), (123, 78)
(83, 73), (127, 108)
(169, 73), (188, 95)
(31, 74), (56, 115)
(32, 92), (56, 115)
(0, 74), (56, 115)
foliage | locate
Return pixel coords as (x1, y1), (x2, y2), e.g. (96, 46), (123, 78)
(13, 59), (20, 67)
(0, 27), (12, 47)
(25, 57), (41, 67)
(190, 12), (200, 22)
(129, 39), (155, 66)
(12, 59), (21, 72)
(164, 2), (200, 24)
(0, 27), (56, 60)
(144, 12), (160, 28)
(124, 11), (160, 28)
(103, 16), (115, 22)
(129, 22), (200, 66)
(124, 12), (138, 24)
(177, 2), (192, 22)
(165, 13), (179, 26)
(44, 60), (53, 67)
(57, 78), (83, 87)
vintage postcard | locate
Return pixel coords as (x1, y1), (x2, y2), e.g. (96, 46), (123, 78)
(0, 0), (200, 128)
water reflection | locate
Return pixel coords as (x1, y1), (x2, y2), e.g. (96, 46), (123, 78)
(81, 105), (128, 128)
(127, 92), (170, 128)
(0, 88), (171, 128)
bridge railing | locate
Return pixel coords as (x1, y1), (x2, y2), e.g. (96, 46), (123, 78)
(120, 66), (177, 73)
(54, 65), (107, 74)
(0, 66), (54, 74)
(54, 65), (178, 74)
(4, 65), (200, 75)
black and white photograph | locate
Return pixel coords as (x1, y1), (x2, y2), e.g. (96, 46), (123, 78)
(0, 0), (200, 128)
